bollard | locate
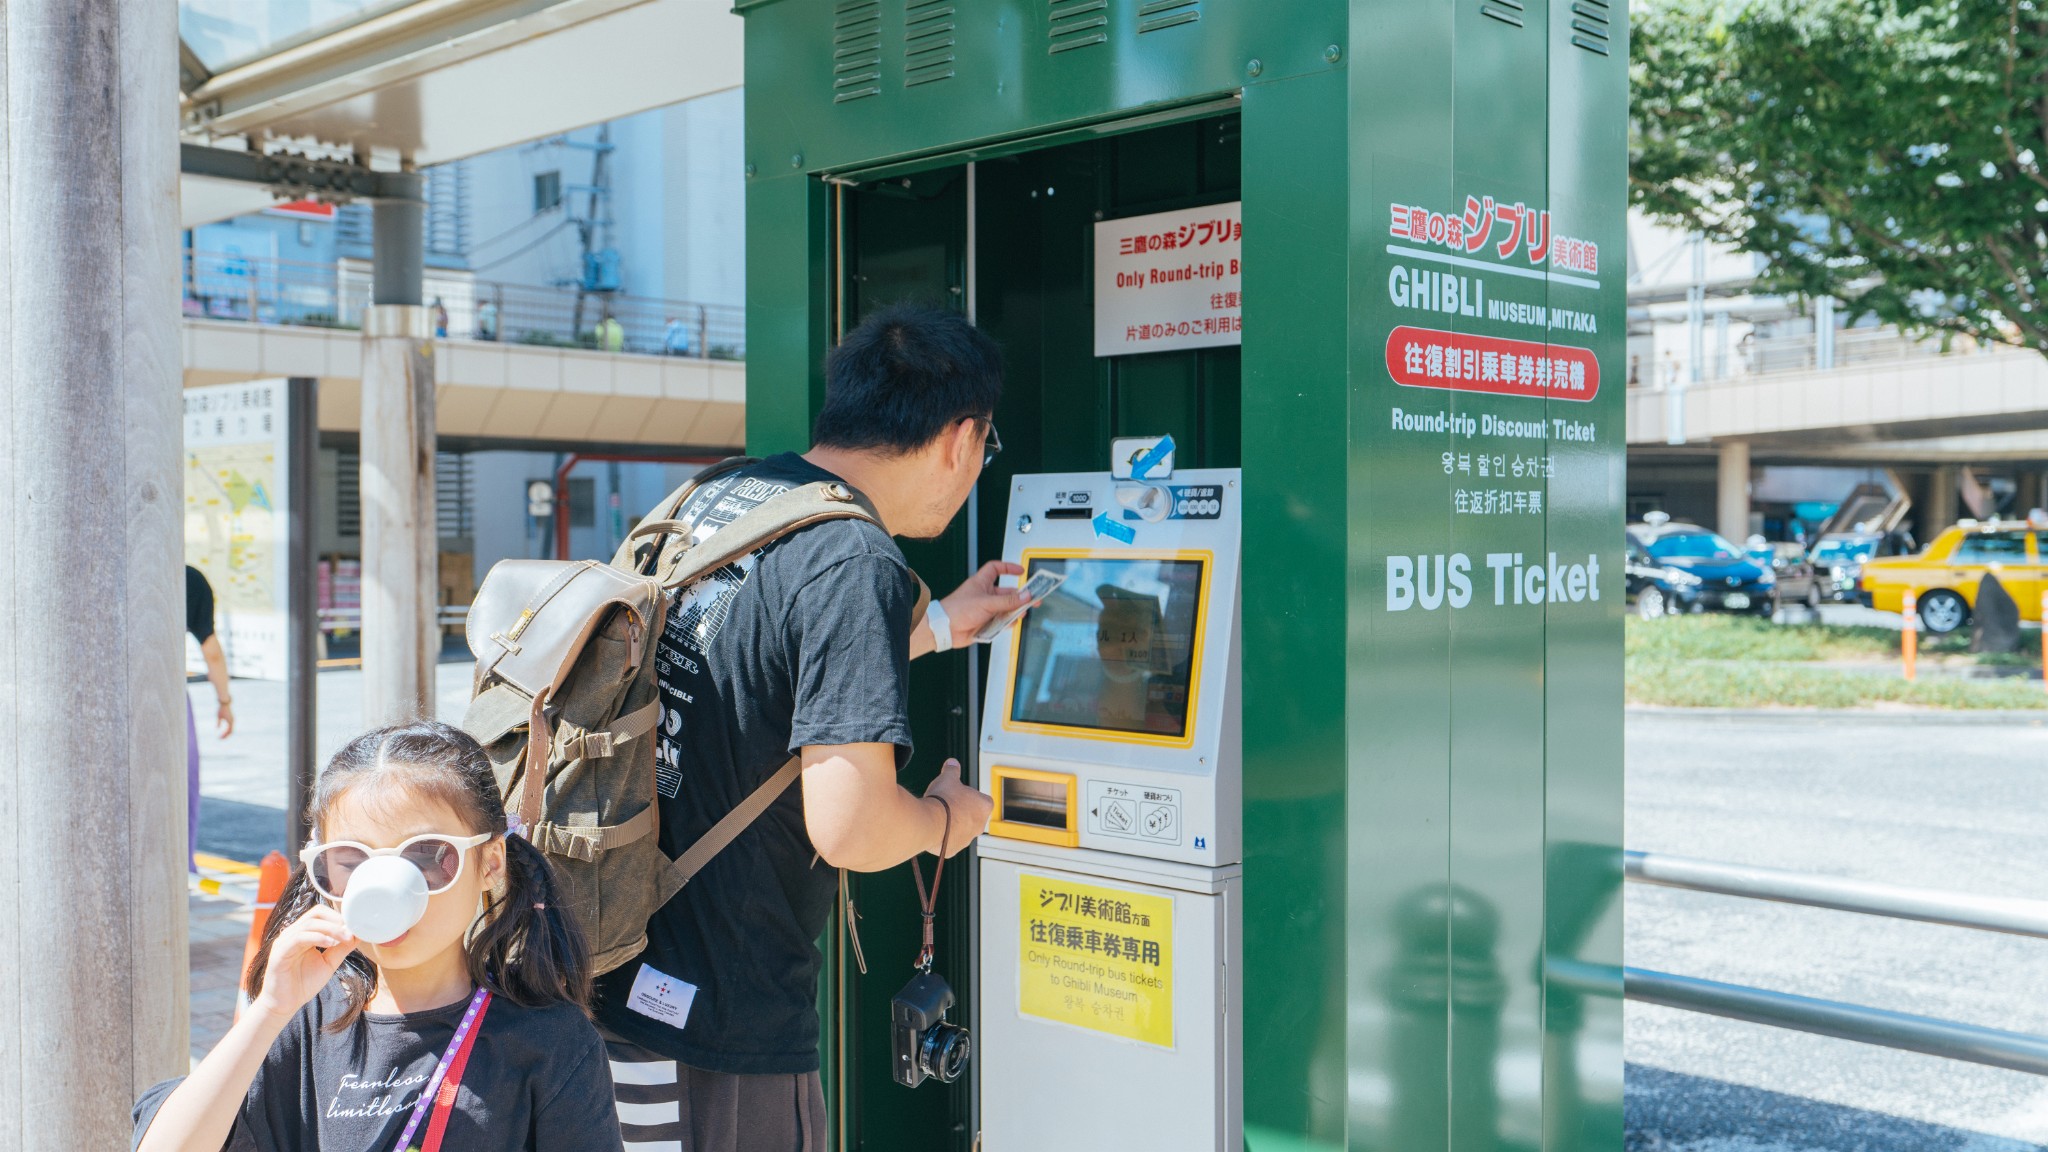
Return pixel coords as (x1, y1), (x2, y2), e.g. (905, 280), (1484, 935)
(1385, 884), (1506, 1152)
(1902, 589), (1918, 682)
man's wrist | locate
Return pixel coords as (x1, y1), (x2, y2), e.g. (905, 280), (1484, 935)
(925, 599), (955, 652)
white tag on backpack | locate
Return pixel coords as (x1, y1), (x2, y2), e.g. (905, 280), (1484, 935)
(625, 963), (698, 1029)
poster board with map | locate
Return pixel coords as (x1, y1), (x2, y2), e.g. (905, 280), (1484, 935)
(185, 381), (291, 680)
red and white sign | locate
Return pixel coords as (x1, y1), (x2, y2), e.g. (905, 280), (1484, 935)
(1094, 202), (1242, 357)
(1385, 325), (1600, 402)
(265, 199), (335, 221)
(1388, 194), (1599, 277)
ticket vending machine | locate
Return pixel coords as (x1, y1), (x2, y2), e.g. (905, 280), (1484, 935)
(976, 453), (1243, 1151)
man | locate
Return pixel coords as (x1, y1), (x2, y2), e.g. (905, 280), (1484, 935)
(663, 314), (695, 357)
(594, 304), (1014, 1151)
(596, 310), (626, 353)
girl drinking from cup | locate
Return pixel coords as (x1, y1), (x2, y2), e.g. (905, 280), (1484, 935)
(135, 721), (623, 1152)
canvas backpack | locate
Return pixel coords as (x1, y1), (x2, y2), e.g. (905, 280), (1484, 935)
(461, 457), (927, 975)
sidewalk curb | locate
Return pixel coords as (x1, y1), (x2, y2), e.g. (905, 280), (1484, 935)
(1626, 705), (2048, 726)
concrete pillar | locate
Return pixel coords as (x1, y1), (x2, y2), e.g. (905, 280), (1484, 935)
(1717, 441), (1751, 542)
(0, 0), (189, 1143)
(1925, 467), (1960, 536)
(2018, 471), (2046, 517)
(360, 183), (437, 726)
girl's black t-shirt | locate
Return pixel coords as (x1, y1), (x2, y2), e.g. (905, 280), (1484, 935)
(133, 981), (623, 1152)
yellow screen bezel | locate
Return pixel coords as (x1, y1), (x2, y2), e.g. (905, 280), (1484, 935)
(999, 547), (1212, 750)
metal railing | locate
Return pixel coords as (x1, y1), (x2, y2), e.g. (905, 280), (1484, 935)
(181, 247), (747, 360)
(1628, 324), (2022, 390)
(1604, 848), (2048, 1075)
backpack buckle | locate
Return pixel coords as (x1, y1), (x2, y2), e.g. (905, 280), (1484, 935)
(822, 483), (854, 503)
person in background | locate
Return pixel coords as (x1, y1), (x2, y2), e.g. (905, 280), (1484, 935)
(595, 310), (625, 353)
(662, 315), (695, 357)
(431, 296), (450, 339)
(187, 565), (234, 869)
(476, 297), (499, 342)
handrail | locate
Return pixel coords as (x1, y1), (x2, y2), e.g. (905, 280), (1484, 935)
(1614, 848), (2048, 1077)
(1625, 849), (2048, 939)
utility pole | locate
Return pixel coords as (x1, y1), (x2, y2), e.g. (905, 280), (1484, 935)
(0, 0), (188, 1144)
(361, 171), (438, 726)
(564, 124), (618, 340)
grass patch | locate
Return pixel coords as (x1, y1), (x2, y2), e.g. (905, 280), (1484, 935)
(1627, 658), (2047, 710)
(1625, 613), (1977, 662)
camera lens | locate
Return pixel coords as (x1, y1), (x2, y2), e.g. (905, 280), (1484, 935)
(918, 1021), (972, 1084)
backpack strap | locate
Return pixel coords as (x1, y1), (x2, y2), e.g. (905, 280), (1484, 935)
(611, 456), (758, 574)
(640, 480), (887, 591)
(657, 756), (804, 904)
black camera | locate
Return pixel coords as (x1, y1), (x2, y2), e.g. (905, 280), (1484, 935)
(891, 970), (971, 1088)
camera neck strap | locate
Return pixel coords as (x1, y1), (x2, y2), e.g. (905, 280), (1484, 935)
(911, 794), (954, 972)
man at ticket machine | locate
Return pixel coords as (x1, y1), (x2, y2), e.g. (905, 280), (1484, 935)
(977, 437), (1245, 1152)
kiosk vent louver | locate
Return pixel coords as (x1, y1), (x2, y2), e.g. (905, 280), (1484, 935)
(832, 0), (883, 103)
(904, 0), (958, 87)
(1136, 0), (1199, 35)
(1480, 0), (1526, 28)
(1048, 0), (1108, 53)
(1568, 0), (1613, 55)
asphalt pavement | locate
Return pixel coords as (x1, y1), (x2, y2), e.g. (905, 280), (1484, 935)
(1627, 707), (2048, 1151)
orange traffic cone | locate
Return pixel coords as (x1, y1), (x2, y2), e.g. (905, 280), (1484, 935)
(235, 851), (291, 1017)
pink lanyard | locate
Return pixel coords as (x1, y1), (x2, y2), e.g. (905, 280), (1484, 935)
(390, 987), (492, 1152)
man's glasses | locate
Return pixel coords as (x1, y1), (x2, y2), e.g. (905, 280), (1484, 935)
(980, 420), (1002, 469)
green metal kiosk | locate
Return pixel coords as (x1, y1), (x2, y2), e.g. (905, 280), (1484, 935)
(737, 2), (1625, 1148)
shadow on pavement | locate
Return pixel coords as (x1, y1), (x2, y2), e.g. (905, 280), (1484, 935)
(197, 796), (287, 866)
(1626, 1064), (2043, 1152)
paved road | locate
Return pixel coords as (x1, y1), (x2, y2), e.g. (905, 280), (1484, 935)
(1627, 708), (2048, 1151)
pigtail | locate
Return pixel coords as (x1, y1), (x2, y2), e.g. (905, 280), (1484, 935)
(468, 833), (592, 1010)
(243, 866), (379, 1031)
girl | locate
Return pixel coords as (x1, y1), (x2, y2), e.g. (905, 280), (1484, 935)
(134, 721), (624, 1152)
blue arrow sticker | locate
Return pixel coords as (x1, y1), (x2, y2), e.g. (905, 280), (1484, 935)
(1092, 511), (1136, 544)
(1130, 434), (1176, 480)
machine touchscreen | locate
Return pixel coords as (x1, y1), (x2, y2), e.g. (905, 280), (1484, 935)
(1008, 555), (1207, 739)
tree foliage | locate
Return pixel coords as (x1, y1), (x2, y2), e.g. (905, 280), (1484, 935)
(1632, 0), (2048, 351)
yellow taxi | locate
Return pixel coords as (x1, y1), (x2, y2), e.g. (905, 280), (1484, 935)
(1858, 520), (2047, 634)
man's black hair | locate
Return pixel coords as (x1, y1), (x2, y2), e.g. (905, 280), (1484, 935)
(813, 303), (1002, 454)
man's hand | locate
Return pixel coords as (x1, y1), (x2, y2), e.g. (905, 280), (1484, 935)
(937, 560), (1030, 647)
(923, 758), (993, 857)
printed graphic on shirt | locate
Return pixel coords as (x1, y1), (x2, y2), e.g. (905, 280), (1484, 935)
(323, 1065), (431, 1121)
(654, 472), (792, 799)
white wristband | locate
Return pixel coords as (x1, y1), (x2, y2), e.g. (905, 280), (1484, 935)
(926, 599), (955, 652)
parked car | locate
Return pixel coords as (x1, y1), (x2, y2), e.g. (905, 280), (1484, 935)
(1858, 521), (2046, 634)
(1756, 540), (1823, 612)
(1806, 532), (1886, 605)
(1626, 535), (1689, 619)
(1625, 518), (1775, 618)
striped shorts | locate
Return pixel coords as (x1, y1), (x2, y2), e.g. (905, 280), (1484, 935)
(601, 1028), (827, 1152)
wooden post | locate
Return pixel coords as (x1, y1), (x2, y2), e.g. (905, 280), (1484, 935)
(0, 0), (189, 1143)
(360, 307), (437, 726)
(1902, 589), (1919, 682)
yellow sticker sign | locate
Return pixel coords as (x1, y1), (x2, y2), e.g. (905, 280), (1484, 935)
(1018, 872), (1174, 1048)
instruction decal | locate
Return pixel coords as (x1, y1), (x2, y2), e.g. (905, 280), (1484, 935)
(1091, 512), (1137, 544)
(1020, 873), (1174, 1048)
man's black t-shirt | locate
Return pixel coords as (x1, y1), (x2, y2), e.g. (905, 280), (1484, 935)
(592, 453), (917, 1074)
(132, 981), (622, 1151)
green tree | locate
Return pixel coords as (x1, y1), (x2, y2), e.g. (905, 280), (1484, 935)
(1632, 0), (2048, 350)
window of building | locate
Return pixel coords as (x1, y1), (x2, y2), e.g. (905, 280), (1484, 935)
(534, 170), (562, 214)
(566, 476), (596, 528)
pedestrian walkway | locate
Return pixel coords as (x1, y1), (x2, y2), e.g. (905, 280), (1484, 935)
(188, 857), (263, 1060)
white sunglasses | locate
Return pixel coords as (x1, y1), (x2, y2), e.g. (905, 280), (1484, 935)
(299, 831), (494, 901)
